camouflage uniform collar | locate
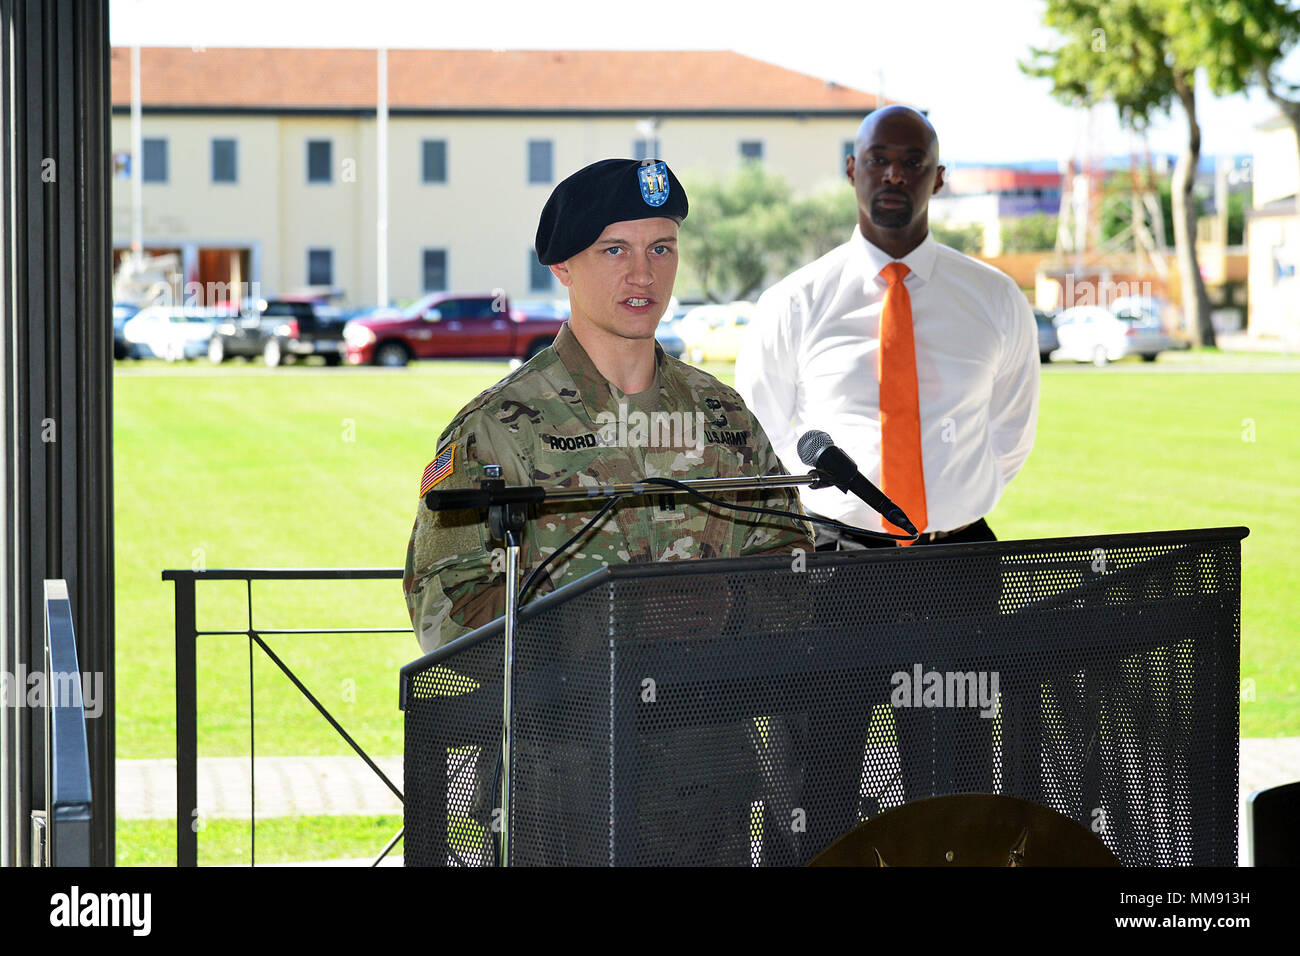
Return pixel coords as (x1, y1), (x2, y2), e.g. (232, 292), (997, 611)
(552, 320), (665, 421)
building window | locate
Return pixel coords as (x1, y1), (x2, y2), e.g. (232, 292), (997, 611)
(530, 252), (554, 292)
(843, 140), (856, 169)
(423, 249), (448, 292)
(307, 248), (333, 287)
(422, 139), (447, 183)
(739, 140), (764, 162)
(142, 138), (168, 183)
(307, 140), (332, 184)
(212, 138), (237, 183)
(633, 138), (662, 161)
(528, 139), (553, 184)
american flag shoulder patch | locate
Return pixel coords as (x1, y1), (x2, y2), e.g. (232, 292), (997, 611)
(420, 443), (456, 496)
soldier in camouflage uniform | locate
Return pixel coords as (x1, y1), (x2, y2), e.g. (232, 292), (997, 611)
(402, 158), (812, 865)
(404, 158), (813, 653)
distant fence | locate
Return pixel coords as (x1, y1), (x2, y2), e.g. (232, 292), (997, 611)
(162, 568), (407, 866)
(34, 580), (93, 866)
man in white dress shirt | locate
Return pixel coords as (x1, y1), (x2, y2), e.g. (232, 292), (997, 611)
(736, 106), (1041, 841)
(736, 106), (1039, 548)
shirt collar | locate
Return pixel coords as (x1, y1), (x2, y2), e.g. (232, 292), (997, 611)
(551, 320), (664, 421)
(850, 225), (938, 288)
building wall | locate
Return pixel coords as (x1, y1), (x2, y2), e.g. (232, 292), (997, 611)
(1252, 121), (1299, 209)
(1246, 213), (1300, 340)
(110, 112), (863, 306)
(111, 114), (281, 293)
(1247, 118), (1300, 340)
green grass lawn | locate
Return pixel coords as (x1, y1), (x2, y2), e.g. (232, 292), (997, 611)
(115, 813), (402, 866)
(114, 356), (1298, 777)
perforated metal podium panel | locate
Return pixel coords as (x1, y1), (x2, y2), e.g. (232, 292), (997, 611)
(401, 528), (1243, 866)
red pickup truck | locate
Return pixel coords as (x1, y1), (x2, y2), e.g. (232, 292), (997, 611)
(343, 292), (565, 367)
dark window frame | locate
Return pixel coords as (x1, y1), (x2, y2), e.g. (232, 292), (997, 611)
(421, 139), (448, 184)
(306, 139), (333, 184)
(529, 252), (554, 292)
(422, 248), (448, 293)
(142, 137), (168, 183)
(211, 137), (237, 184)
(307, 247), (333, 287)
(527, 139), (554, 185)
(632, 138), (662, 161)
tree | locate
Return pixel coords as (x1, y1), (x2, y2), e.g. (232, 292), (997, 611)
(1023, 0), (1298, 345)
(1098, 172), (1202, 247)
(679, 164), (802, 302)
(1001, 212), (1060, 251)
(793, 186), (859, 260)
(1193, 1), (1300, 201)
(930, 221), (985, 254)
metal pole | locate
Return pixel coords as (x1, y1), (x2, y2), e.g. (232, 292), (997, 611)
(376, 48), (388, 308)
(538, 472), (820, 502)
(0, 0), (114, 867)
(173, 573), (197, 866)
(130, 45), (142, 262)
(499, 530), (520, 867)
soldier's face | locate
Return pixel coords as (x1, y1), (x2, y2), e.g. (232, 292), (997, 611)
(551, 217), (678, 342)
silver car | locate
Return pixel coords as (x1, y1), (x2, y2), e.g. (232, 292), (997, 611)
(1052, 305), (1178, 366)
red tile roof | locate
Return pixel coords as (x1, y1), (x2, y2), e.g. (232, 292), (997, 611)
(109, 47), (884, 113)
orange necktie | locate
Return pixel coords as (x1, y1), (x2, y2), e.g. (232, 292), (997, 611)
(877, 262), (927, 543)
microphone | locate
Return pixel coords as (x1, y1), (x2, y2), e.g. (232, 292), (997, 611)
(797, 430), (918, 536)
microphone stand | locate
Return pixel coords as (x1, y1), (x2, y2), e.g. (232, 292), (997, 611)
(424, 469), (828, 867)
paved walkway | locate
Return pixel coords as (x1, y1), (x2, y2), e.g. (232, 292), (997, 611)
(117, 738), (1300, 864)
(1217, 332), (1299, 353)
(117, 755), (404, 820)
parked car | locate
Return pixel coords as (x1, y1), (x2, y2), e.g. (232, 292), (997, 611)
(481, 294), (686, 362)
(208, 297), (348, 366)
(669, 297), (707, 323)
(1109, 295), (1192, 350)
(113, 303), (141, 359)
(1108, 294), (1170, 325)
(1034, 309), (1059, 363)
(655, 318), (686, 359)
(1052, 305), (1179, 365)
(676, 302), (756, 359)
(121, 306), (225, 361)
(342, 292), (566, 366)
(687, 310), (754, 364)
(512, 298), (571, 321)
(677, 303), (757, 363)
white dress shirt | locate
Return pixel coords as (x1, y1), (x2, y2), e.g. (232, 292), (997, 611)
(735, 227), (1040, 534)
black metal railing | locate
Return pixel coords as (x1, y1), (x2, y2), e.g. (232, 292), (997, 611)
(37, 580), (93, 866)
(162, 568), (407, 866)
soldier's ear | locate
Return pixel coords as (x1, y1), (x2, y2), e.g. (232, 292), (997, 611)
(550, 262), (574, 288)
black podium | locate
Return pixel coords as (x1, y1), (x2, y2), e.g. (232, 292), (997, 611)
(400, 528), (1244, 866)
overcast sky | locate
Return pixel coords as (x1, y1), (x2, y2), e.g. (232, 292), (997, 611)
(109, 0), (1300, 166)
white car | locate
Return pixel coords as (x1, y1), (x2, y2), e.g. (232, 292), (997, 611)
(122, 306), (226, 362)
(1052, 305), (1178, 366)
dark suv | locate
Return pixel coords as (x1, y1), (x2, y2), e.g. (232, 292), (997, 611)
(208, 298), (347, 367)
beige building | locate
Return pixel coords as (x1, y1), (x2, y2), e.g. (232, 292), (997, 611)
(1245, 115), (1300, 342)
(109, 48), (883, 307)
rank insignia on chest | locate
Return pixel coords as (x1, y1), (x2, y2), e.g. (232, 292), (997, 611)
(638, 160), (670, 207)
(420, 443), (455, 496)
(652, 493), (684, 522)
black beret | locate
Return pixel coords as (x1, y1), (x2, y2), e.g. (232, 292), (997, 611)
(535, 158), (689, 265)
